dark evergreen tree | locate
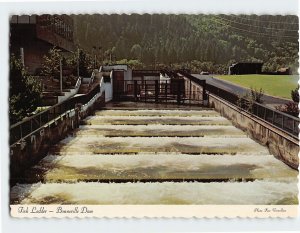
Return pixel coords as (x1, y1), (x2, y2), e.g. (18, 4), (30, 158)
(10, 55), (42, 124)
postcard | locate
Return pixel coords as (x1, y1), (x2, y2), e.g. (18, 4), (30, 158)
(7, 10), (299, 219)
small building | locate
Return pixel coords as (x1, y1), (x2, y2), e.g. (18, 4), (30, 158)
(277, 67), (291, 75)
(100, 64), (132, 100)
(10, 15), (75, 75)
(228, 62), (263, 75)
(132, 70), (160, 81)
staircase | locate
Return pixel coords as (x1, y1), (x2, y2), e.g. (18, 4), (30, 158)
(11, 102), (298, 205)
(41, 76), (81, 105)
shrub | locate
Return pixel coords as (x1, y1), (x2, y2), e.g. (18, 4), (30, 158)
(41, 47), (62, 79)
(9, 55), (42, 124)
(275, 102), (298, 117)
(236, 87), (264, 112)
(291, 85), (299, 103)
(275, 86), (299, 117)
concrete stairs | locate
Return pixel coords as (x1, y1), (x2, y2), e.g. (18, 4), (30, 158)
(41, 77), (78, 105)
(10, 102), (298, 205)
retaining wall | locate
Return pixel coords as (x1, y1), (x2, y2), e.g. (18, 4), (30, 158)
(208, 94), (299, 169)
(10, 92), (105, 184)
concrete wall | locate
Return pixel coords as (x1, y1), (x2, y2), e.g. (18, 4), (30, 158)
(10, 92), (105, 184)
(103, 80), (113, 102)
(57, 77), (82, 103)
(208, 94), (299, 169)
(124, 68), (132, 81)
(101, 64), (128, 71)
(183, 77), (204, 101)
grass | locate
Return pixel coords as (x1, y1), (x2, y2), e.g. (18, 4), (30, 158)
(215, 75), (298, 99)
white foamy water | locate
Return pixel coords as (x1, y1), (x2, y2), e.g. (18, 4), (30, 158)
(11, 105), (298, 205)
(79, 124), (240, 131)
(34, 154), (297, 181)
(11, 181), (298, 205)
(56, 136), (270, 155)
(87, 115), (229, 121)
(95, 109), (220, 117)
(76, 124), (246, 137)
(84, 115), (232, 126)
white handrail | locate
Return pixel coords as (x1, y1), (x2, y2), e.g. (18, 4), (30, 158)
(90, 71), (95, 85)
(99, 76), (104, 94)
(75, 76), (81, 89)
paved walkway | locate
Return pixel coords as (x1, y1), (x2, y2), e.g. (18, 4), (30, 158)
(193, 74), (290, 107)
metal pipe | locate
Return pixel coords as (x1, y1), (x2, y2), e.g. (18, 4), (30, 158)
(60, 58), (63, 93)
(77, 48), (79, 77)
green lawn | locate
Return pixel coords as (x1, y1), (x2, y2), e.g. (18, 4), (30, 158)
(215, 75), (299, 99)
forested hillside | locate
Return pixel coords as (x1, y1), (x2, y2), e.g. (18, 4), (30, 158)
(73, 14), (299, 73)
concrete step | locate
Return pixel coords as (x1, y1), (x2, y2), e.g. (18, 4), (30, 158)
(83, 116), (232, 126)
(10, 104), (298, 205)
(11, 180), (298, 205)
(75, 125), (246, 137)
(94, 109), (220, 117)
(21, 154), (297, 183)
(50, 136), (270, 155)
(104, 101), (211, 110)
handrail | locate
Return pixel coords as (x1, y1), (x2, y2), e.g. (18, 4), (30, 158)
(10, 82), (102, 146)
(210, 93), (299, 144)
(75, 76), (81, 89)
(178, 70), (299, 138)
(254, 101), (299, 121)
(11, 76), (83, 129)
(90, 70), (95, 86)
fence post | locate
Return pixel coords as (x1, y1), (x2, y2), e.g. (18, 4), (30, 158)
(20, 124), (22, 140)
(202, 80), (207, 101)
(165, 80), (167, 102)
(293, 120), (295, 135)
(144, 81), (147, 102)
(189, 79), (192, 104)
(39, 113), (42, 127)
(155, 80), (159, 103)
(134, 80), (138, 101)
(177, 81), (181, 104)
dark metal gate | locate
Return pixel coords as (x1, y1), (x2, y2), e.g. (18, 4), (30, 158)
(113, 79), (206, 104)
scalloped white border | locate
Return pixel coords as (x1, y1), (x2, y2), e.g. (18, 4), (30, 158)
(1, 0), (300, 232)
(10, 205), (298, 218)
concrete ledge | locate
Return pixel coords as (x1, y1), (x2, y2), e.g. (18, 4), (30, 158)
(10, 92), (106, 184)
(208, 94), (299, 170)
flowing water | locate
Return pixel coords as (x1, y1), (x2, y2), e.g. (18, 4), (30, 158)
(11, 102), (298, 205)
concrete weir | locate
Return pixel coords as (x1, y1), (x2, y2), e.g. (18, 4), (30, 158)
(11, 102), (298, 205)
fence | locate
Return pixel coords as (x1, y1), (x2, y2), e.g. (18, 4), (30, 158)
(10, 84), (101, 146)
(178, 71), (299, 138)
(114, 79), (204, 104)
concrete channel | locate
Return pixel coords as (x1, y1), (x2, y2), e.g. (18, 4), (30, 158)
(10, 102), (298, 205)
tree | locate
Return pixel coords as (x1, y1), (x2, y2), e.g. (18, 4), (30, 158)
(10, 55), (42, 124)
(291, 85), (299, 103)
(237, 88), (264, 112)
(130, 44), (142, 60)
(276, 86), (299, 117)
(41, 47), (62, 79)
(78, 49), (93, 77)
(73, 14), (298, 71)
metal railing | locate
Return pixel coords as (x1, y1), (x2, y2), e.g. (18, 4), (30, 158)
(74, 76), (82, 89)
(114, 79), (204, 104)
(205, 83), (299, 137)
(10, 83), (101, 146)
(178, 71), (299, 138)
